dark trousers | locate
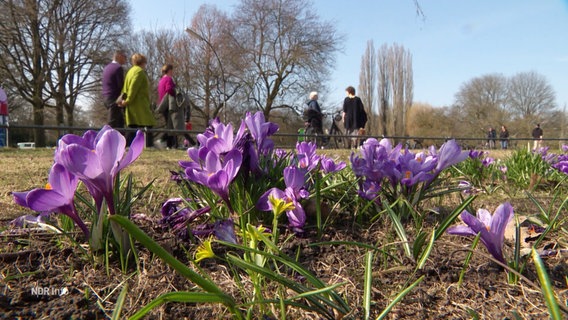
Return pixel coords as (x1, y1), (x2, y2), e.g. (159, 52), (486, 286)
(126, 125), (153, 148)
(105, 98), (125, 129)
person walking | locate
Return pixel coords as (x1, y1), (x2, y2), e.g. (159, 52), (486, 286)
(119, 53), (156, 147)
(487, 127), (497, 149)
(156, 64), (195, 149)
(531, 123), (543, 150)
(499, 125), (509, 149)
(342, 86), (367, 148)
(305, 91), (323, 134)
(301, 91), (324, 145)
(102, 50), (127, 130)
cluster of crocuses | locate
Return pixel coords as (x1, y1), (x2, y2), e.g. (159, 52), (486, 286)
(349, 138), (468, 204)
(256, 141), (346, 232)
(162, 112), (275, 242)
(12, 125), (145, 242)
(160, 112), (347, 241)
(550, 144), (568, 175)
(468, 149), (495, 168)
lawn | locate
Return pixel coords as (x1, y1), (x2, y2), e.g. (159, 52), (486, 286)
(0, 126), (567, 319)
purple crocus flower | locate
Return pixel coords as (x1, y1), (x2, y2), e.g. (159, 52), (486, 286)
(482, 157), (494, 167)
(199, 118), (246, 155)
(295, 141), (321, 171)
(447, 202), (514, 264)
(185, 149), (242, 208)
(553, 158), (568, 175)
(12, 163), (89, 237)
(257, 166), (309, 229)
(213, 219), (238, 244)
(320, 156), (346, 174)
(159, 198), (211, 233)
(55, 125), (145, 215)
(435, 139), (469, 173)
(191, 218), (238, 244)
(350, 138), (395, 182)
(357, 179), (382, 202)
(392, 150), (436, 187)
(468, 149), (487, 159)
(244, 111), (278, 155)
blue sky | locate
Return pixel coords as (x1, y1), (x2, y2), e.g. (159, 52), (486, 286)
(133, 0), (568, 111)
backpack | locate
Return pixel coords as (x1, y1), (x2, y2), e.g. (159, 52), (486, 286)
(175, 91), (191, 121)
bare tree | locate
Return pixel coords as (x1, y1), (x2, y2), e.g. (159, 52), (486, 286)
(506, 71), (556, 131)
(49, 0), (130, 131)
(454, 73), (508, 137)
(389, 44), (413, 140)
(230, 0), (340, 120)
(0, 0), (130, 146)
(358, 40), (377, 135)
(0, 0), (56, 146)
(377, 44), (390, 136)
(407, 103), (453, 145)
(125, 29), (179, 100)
(377, 43), (413, 140)
(185, 4), (240, 125)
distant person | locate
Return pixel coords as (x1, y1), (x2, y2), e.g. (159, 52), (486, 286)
(119, 53), (156, 147)
(487, 127), (496, 149)
(532, 123), (543, 150)
(102, 50), (127, 129)
(499, 125), (509, 149)
(342, 86), (367, 148)
(303, 91), (323, 134)
(0, 85), (8, 148)
(156, 64), (195, 149)
(156, 64), (175, 148)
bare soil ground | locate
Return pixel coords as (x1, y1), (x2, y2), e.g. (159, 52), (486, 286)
(1, 148), (567, 319)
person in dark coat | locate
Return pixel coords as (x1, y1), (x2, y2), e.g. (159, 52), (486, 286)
(532, 123), (543, 150)
(102, 50), (127, 129)
(342, 86), (367, 148)
(499, 125), (509, 149)
(304, 91), (323, 134)
(487, 127), (497, 149)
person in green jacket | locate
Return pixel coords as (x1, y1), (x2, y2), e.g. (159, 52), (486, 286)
(119, 53), (156, 147)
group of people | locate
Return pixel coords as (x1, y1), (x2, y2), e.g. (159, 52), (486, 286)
(304, 86), (368, 149)
(103, 50), (547, 153)
(486, 126), (510, 149)
(101, 50), (194, 149)
(486, 123), (544, 150)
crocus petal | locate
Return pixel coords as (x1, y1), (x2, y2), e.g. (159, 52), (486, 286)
(10, 214), (43, 228)
(476, 209), (492, 229)
(26, 189), (69, 212)
(460, 211), (489, 234)
(97, 129), (125, 176)
(284, 166), (306, 191)
(208, 170), (229, 202)
(446, 225), (477, 237)
(490, 202), (514, 245)
(48, 164), (78, 198)
(257, 188), (286, 211)
(118, 130), (144, 172)
(59, 144), (103, 181)
(286, 201), (306, 228)
(214, 219), (237, 244)
(204, 152), (222, 173)
(436, 139), (468, 171)
(12, 191), (31, 207)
